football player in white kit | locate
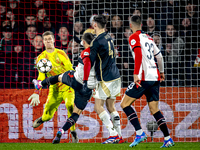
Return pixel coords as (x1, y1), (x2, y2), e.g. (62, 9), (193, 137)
(33, 33), (97, 144)
(120, 15), (174, 148)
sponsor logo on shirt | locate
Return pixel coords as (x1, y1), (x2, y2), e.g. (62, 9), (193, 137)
(84, 52), (89, 56)
(131, 39), (136, 45)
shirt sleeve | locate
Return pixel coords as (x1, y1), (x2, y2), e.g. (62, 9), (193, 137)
(81, 47), (91, 81)
(133, 47), (142, 75)
(129, 34), (141, 51)
(89, 39), (99, 67)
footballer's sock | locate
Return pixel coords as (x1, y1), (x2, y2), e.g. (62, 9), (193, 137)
(111, 111), (122, 137)
(99, 111), (118, 136)
(62, 113), (79, 132)
(153, 111), (169, 137)
(41, 75), (59, 86)
(123, 106), (142, 133)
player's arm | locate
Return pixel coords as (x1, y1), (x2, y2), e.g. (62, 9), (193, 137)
(129, 34), (142, 87)
(28, 56), (45, 106)
(82, 48), (91, 82)
(89, 39), (99, 67)
(154, 43), (165, 81)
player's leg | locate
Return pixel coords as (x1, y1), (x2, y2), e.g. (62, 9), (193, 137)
(53, 90), (92, 144)
(120, 82), (147, 147)
(33, 88), (62, 128)
(94, 98), (119, 144)
(106, 98), (124, 144)
(33, 71), (80, 91)
(146, 81), (174, 148)
(63, 87), (78, 143)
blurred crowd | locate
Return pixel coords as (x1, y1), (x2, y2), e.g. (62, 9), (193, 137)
(0, 0), (199, 88)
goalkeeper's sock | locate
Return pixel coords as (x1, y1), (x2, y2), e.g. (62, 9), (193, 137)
(99, 111), (118, 136)
(110, 111), (122, 137)
(153, 111), (169, 137)
(62, 113), (79, 132)
(41, 75), (59, 86)
(123, 106), (142, 131)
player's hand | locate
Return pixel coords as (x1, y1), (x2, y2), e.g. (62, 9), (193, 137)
(80, 80), (90, 95)
(28, 93), (40, 106)
(134, 74), (142, 87)
(160, 72), (165, 82)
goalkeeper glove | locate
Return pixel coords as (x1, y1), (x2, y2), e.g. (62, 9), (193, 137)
(28, 93), (40, 106)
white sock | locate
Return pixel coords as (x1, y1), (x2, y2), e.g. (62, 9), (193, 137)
(99, 111), (118, 136)
(164, 136), (170, 141)
(110, 111), (122, 137)
(136, 129), (143, 135)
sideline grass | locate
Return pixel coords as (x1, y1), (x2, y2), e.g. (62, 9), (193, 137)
(0, 142), (199, 150)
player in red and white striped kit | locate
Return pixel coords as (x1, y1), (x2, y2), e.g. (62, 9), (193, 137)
(120, 15), (174, 148)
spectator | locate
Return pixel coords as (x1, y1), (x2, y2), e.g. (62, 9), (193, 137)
(163, 24), (185, 86)
(160, 0), (180, 31)
(111, 15), (124, 46)
(145, 15), (160, 37)
(6, 9), (23, 38)
(37, 7), (47, 22)
(7, 0), (21, 15)
(67, 39), (81, 68)
(24, 25), (37, 51)
(38, 16), (55, 34)
(152, 33), (164, 55)
(83, 14), (96, 35)
(33, 35), (43, 52)
(0, 26), (20, 88)
(0, 2), (6, 18)
(121, 27), (134, 87)
(25, 13), (37, 26)
(55, 26), (72, 55)
(74, 20), (84, 39)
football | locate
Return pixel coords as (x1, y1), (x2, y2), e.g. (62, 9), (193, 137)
(36, 58), (52, 73)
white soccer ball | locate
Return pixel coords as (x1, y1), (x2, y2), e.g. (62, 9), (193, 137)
(36, 58), (52, 73)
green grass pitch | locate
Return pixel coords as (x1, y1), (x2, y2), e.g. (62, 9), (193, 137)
(0, 142), (200, 150)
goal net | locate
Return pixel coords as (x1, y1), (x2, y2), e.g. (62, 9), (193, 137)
(0, 0), (199, 143)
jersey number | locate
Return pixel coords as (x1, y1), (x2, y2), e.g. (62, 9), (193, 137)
(145, 42), (154, 60)
(108, 40), (115, 58)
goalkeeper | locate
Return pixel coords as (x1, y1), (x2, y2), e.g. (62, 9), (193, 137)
(28, 31), (78, 143)
(33, 33), (98, 144)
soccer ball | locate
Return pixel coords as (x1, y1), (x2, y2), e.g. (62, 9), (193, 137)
(36, 58), (52, 73)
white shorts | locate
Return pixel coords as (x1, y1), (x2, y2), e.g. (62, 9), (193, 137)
(93, 78), (121, 100)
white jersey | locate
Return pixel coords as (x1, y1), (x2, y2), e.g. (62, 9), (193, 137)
(74, 47), (97, 89)
(129, 30), (163, 81)
(74, 63), (97, 89)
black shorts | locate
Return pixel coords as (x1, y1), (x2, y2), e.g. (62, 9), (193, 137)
(62, 70), (92, 110)
(62, 70), (82, 91)
(125, 81), (160, 102)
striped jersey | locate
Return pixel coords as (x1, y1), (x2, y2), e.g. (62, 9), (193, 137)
(129, 30), (161, 81)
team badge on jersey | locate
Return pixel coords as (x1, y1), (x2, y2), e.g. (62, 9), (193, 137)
(131, 39), (136, 45)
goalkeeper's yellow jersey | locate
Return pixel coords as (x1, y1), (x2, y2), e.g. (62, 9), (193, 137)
(36, 48), (74, 91)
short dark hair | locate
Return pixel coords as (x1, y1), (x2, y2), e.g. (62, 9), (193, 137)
(93, 14), (107, 29)
(42, 31), (54, 39)
(130, 15), (141, 26)
(82, 33), (95, 45)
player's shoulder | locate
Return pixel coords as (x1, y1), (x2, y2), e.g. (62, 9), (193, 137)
(81, 47), (90, 58)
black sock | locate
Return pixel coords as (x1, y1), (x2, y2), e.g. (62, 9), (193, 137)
(153, 111), (169, 137)
(123, 106), (142, 131)
(41, 75), (59, 86)
(62, 113), (79, 131)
